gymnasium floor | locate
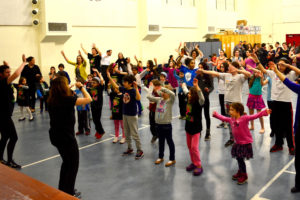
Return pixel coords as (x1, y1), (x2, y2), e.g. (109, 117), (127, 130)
(9, 80), (300, 200)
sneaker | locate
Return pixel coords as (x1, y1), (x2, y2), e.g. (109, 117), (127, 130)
(270, 145), (283, 153)
(237, 173), (248, 185)
(135, 150), (144, 160)
(95, 132), (104, 139)
(193, 166), (203, 176)
(154, 158), (164, 165)
(7, 160), (22, 169)
(232, 170), (242, 181)
(204, 131), (211, 141)
(0, 159), (7, 165)
(112, 137), (119, 143)
(289, 147), (295, 155)
(122, 148), (134, 156)
(165, 160), (176, 167)
(120, 138), (126, 144)
(224, 123), (228, 129)
(76, 132), (83, 135)
(29, 116), (34, 121)
(73, 190), (82, 199)
(151, 136), (158, 144)
(224, 139), (234, 147)
(291, 186), (300, 193)
(18, 117), (25, 121)
(216, 122), (224, 128)
(186, 163), (197, 172)
(85, 131), (90, 136)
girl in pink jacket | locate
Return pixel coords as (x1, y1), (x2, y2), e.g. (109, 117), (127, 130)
(213, 102), (271, 185)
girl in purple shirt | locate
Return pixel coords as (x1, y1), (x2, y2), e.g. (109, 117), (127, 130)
(213, 103), (271, 185)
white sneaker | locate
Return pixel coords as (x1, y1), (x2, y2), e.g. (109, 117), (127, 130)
(119, 138), (126, 144)
(112, 137), (119, 143)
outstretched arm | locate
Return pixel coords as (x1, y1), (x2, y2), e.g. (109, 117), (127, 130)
(80, 43), (88, 55)
(251, 53), (267, 74)
(193, 79), (205, 106)
(197, 69), (220, 77)
(246, 109), (271, 121)
(7, 54), (27, 84)
(212, 111), (231, 123)
(133, 81), (141, 101)
(61, 50), (70, 63)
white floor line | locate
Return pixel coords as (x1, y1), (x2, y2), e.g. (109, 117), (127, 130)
(22, 137), (114, 169)
(22, 115), (178, 169)
(250, 158), (295, 200)
(284, 170), (296, 175)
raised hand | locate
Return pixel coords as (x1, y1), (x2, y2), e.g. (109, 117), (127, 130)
(212, 111), (217, 116)
(193, 78), (198, 87)
(75, 82), (83, 88)
(133, 81), (138, 89)
(92, 43), (96, 48)
(92, 68), (99, 73)
(3, 61), (9, 66)
(61, 50), (65, 56)
(22, 54), (26, 63)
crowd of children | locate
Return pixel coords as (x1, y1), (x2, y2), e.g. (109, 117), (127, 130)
(1, 42), (300, 197)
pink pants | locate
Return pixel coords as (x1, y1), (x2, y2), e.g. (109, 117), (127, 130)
(114, 120), (125, 138)
(186, 132), (201, 167)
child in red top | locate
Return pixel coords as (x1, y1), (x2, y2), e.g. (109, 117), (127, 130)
(213, 102), (271, 185)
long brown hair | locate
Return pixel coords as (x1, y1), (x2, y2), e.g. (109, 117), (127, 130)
(48, 76), (73, 105)
(188, 87), (199, 104)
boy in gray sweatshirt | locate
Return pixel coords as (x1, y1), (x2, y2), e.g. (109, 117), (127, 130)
(147, 81), (176, 167)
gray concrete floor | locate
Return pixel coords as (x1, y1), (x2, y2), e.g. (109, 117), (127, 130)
(7, 80), (300, 200)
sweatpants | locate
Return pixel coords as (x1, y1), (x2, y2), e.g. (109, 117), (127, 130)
(267, 101), (275, 133)
(156, 124), (175, 160)
(225, 102), (234, 140)
(114, 120), (125, 138)
(123, 115), (142, 151)
(272, 101), (294, 148)
(149, 111), (158, 137)
(186, 132), (201, 167)
(237, 158), (246, 173)
(53, 139), (79, 195)
(0, 117), (18, 162)
(20, 106), (33, 119)
(203, 95), (211, 130)
(178, 92), (187, 117)
(219, 94), (226, 116)
(91, 106), (105, 134)
(77, 110), (90, 133)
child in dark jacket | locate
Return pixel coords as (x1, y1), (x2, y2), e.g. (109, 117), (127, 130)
(36, 76), (49, 113)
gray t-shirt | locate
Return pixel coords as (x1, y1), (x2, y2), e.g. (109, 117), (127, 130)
(219, 73), (247, 103)
(147, 87), (175, 124)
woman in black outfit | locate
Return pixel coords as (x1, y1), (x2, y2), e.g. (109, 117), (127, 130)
(0, 55), (26, 168)
(48, 76), (92, 197)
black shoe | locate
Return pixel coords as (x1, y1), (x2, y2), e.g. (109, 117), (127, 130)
(73, 190), (82, 199)
(0, 159), (7, 165)
(204, 131), (211, 141)
(151, 136), (158, 144)
(224, 139), (234, 147)
(122, 148), (134, 156)
(291, 186), (300, 193)
(7, 160), (22, 169)
(270, 131), (275, 137)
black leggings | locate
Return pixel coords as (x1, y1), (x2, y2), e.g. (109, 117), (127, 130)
(178, 92), (187, 117)
(53, 139), (79, 195)
(237, 158), (246, 173)
(272, 101), (294, 148)
(203, 95), (211, 130)
(28, 86), (36, 109)
(0, 117), (18, 162)
(149, 111), (158, 137)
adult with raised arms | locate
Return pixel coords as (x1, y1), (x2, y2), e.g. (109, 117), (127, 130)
(0, 54), (27, 169)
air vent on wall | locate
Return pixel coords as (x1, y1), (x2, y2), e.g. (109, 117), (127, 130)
(48, 23), (68, 31)
(149, 24), (159, 32)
